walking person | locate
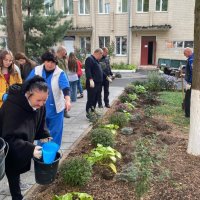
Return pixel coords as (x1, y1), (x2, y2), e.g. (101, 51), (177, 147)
(15, 52), (37, 82)
(27, 51), (71, 146)
(0, 50), (22, 107)
(56, 46), (70, 118)
(77, 57), (84, 98)
(68, 52), (79, 102)
(0, 76), (51, 200)
(85, 48), (103, 118)
(183, 47), (193, 118)
(98, 47), (113, 108)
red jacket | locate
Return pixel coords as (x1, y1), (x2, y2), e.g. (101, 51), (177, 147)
(77, 60), (83, 77)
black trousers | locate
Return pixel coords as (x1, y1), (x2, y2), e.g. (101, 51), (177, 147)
(6, 172), (23, 200)
(98, 79), (110, 106)
(86, 80), (102, 113)
(185, 88), (191, 117)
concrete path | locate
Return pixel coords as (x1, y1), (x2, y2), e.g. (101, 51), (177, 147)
(0, 71), (147, 200)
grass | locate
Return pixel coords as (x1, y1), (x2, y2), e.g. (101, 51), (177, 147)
(152, 91), (189, 129)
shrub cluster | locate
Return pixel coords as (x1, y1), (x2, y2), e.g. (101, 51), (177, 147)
(109, 112), (129, 128)
(90, 128), (115, 147)
(61, 156), (92, 186)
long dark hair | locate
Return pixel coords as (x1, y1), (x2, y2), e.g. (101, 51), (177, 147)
(68, 52), (78, 72)
(0, 50), (15, 74)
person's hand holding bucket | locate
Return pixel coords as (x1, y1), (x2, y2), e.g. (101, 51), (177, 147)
(33, 146), (42, 159)
(42, 142), (59, 164)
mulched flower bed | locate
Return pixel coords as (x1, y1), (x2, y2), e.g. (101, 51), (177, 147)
(30, 94), (200, 200)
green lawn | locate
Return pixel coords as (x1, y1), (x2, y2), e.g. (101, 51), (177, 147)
(152, 91), (190, 129)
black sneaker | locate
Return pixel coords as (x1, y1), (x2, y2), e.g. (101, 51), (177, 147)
(105, 104), (111, 108)
(98, 104), (103, 108)
(77, 94), (84, 99)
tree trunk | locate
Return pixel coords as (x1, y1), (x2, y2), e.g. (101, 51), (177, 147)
(187, 0), (200, 155)
(6, 0), (25, 55)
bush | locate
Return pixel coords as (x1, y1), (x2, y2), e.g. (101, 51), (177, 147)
(90, 128), (115, 147)
(109, 112), (129, 128)
(61, 156), (92, 186)
(80, 75), (86, 90)
(124, 85), (135, 94)
(115, 102), (134, 112)
(111, 62), (136, 70)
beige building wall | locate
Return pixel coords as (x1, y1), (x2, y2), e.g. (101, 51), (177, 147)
(0, 0), (195, 66)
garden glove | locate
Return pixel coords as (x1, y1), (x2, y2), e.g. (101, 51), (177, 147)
(186, 83), (191, 91)
(89, 79), (95, 88)
(40, 137), (53, 143)
(33, 146), (42, 159)
(106, 76), (112, 83)
(2, 93), (8, 102)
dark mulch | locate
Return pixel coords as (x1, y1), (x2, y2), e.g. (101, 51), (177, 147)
(31, 95), (199, 200)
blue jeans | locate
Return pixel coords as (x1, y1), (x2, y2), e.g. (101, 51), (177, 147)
(77, 78), (83, 94)
(70, 80), (78, 102)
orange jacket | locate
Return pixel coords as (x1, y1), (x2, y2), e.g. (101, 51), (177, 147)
(0, 69), (22, 107)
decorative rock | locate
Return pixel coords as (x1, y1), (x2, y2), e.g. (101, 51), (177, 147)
(121, 127), (133, 135)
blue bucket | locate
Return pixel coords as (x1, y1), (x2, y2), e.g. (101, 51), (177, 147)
(42, 142), (59, 164)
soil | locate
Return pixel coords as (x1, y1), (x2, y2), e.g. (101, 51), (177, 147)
(31, 94), (199, 200)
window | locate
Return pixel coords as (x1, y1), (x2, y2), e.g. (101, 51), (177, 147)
(80, 37), (91, 54)
(0, 0), (6, 17)
(172, 41), (194, 49)
(116, 0), (128, 13)
(99, 36), (110, 48)
(44, 0), (54, 15)
(116, 36), (127, 55)
(99, 0), (110, 14)
(137, 0), (149, 12)
(63, 0), (73, 15)
(156, 0), (168, 11)
(79, 0), (90, 15)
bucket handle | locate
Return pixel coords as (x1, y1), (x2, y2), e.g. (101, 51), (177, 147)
(4, 142), (9, 158)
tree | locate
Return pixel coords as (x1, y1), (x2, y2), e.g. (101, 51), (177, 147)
(187, 0), (200, 155)
(6, 0), (25, 55)
(22, 0), (72, 58)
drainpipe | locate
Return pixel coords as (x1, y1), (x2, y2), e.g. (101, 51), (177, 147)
(127, 0), (132, 64)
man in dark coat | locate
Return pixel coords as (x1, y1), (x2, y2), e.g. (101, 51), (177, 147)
(98, 47), (113, 108)
(0, 76), (51, 200)
(85, 48), (103, 118)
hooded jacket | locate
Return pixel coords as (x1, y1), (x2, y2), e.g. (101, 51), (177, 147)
(0, 83), (50, 175)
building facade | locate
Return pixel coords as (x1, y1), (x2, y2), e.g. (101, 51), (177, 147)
(0, 0), (195, 66)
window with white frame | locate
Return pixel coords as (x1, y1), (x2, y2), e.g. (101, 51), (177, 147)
(63, 0), (73, 15)
(99, 0), (110, 14)
(79, 0), (90, 15)
(44, 0), (54, 15)
(80, 37), (91, 54)
(156, 0), (168, 11)
(116, 36), (127, 55)
(172, 41), (194, 49)
(99, 36), (110, 48)
(0, 0), (6, 17)
(116, 0), (128, 13)
(137, 0), (149, 12)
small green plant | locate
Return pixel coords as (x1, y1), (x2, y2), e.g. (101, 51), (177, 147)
(119, 93), (137, 103)
(109, 112), (129, 128)
(53, 192), (93, 200)
(115, 72), (122, 78)
(61, 156), (92, 186)
(100, 124), (119, 135)
(86, 110), (101, 125)
(144, 106), (153, 118)
(85, 144), (122, 173)
(134, 85), (146, 94)
(90, 128), (115, 147)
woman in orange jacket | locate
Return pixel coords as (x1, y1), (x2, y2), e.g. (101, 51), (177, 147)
(0, 50), (22, 107)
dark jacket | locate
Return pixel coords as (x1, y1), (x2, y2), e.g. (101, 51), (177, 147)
(99, 55), (113, 80)
(185, 53), (193, 84)
(0, 84), (49, 175)
(85, 55), (103, 83)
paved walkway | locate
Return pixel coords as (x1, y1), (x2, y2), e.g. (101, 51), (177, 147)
(0, 71), (147, 200)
